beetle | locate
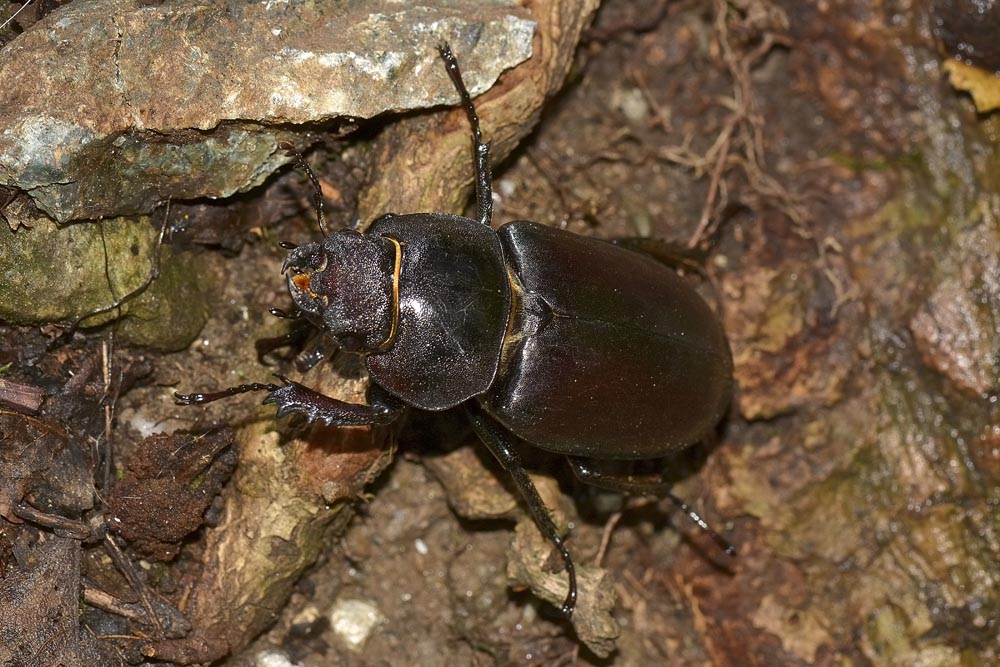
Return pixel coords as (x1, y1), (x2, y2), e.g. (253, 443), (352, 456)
(176, 44), (734, 618)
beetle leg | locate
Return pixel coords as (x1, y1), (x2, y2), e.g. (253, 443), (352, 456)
(293, 346), (328, 374)
(261, 376), (403, 426)
(255, 321), (314, 364)
(176, 376), (404, 427)
(569, 457), (736, 556)
(268, 306), (303, 320)
(175, 381), (283, 406)
(279, 143), (329, 236)
(610, 237), (708, 276)
(567, 456), (674, 495)
(437, 43), (493, 227)
(465, 402), (577, 618)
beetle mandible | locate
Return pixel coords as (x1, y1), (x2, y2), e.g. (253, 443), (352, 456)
(176, 44), (734, 618)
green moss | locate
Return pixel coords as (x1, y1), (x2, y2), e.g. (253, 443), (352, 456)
(0, 214), (207, 350)
(829, 148), (923, 172)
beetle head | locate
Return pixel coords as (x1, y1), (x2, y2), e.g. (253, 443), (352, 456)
(283, 229), (397, 353)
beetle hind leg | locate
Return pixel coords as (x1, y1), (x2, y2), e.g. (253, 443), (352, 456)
(611, 237), (708, 275)
(567, 456), (674, 495)
(465, 402), (577, 618)
(569, 457), (735, 556)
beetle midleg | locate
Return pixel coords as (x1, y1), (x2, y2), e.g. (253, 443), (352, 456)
(438, 43), (493, 227)
(465, 401), (578, 618)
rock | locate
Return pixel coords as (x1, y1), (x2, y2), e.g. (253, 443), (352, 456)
(0, 212), (206, 350)
(0, 0), (534, 222)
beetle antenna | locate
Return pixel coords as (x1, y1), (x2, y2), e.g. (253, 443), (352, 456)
(666, 491), (736, 556)
(437, 43), (493, 227)
(280, 143), (329, 237)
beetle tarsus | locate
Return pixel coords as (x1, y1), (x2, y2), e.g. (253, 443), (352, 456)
(174, 382), (281, 405)
(665, 491), (736, 557)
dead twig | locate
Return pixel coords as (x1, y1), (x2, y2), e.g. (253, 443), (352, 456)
(0, 378), (44, 414)
(652, 0), (803, 248)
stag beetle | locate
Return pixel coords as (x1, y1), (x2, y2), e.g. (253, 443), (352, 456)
(176, 44), (734, 618)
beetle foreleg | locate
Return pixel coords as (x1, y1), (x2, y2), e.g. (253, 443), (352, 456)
(255, 321), (315, 365)
(268, 306), (303, 320)
(174, 381), (282, 405)
(260, 376), (403, 426)
(176, 376), (403, 427)
(465, 402), (577, 618)
(437, 43), (493, 227)
(257, 306), (331, 369)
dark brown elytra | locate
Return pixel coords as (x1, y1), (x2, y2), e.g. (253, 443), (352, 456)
(176, 44), (735, 618)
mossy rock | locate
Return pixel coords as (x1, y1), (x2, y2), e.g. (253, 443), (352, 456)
(0, 215), (206, 350)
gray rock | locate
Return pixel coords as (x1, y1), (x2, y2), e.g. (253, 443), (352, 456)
(0, 0), (534, 221)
